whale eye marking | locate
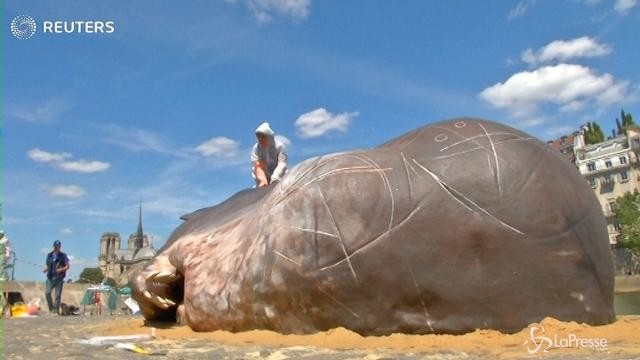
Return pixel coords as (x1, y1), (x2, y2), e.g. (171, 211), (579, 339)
(454, 121), (466, 128)
(434, 134), (448, 142)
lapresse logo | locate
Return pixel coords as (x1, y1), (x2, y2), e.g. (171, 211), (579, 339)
(523, 325), (608, 354)
(10, 15), (115, 39)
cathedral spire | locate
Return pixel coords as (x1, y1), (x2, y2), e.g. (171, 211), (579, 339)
(135, 202), (144, 250)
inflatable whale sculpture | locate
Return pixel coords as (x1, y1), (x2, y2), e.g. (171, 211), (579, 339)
(131, 118), (614, 335)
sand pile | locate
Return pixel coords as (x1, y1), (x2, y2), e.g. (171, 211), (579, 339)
(87, 316), (640, 358)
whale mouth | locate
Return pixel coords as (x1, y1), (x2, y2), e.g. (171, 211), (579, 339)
(141, 270), (184, 320)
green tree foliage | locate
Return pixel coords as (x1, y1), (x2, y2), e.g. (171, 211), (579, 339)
(614, 190), (640, 253)
(616, 110), (636, 136)
(584, 121), (605, 145)
(622, 109), (635, 127)
(77, 267), (104, 284)
(104, 277), (117, 288)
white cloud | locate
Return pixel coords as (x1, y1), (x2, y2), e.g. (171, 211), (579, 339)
(295, 108), (358, 138)
(615, 0), (637, 13)
(102, 124), (187, 157)
(521, 37), (611, 66)
(5, 99), (71, 123)
(60, 228), (73, 235)
(275, 134), (291, 147)
(139, 195), (213, 220)
(48, 185), (87, 199)
(226, 0), (311, 22)
(57, 160), (111, 173)
(79, 159), (225, 221)
(508, 1), (531, 20)
(27, 148), (72, 163)
(195, 137), (240, 157)
(479, 64), (630, 122)
(546, 126), (578, 137)
(78, 208), (131, 221)
(27, 148), (110, 173)
(519, 117), (547, 127)
(67, 254), (95, 268)
(246, 0), (311, 22)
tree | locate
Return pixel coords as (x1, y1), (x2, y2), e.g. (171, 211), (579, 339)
(622, 109), (635, 127)
(616, 117), (623, 136)
(104, 277), (117, 288)
(616, 110), (636, 136)
(584, 121), (605, 145)
(77, 267), (104, 284)
(614, 191), (640, 270)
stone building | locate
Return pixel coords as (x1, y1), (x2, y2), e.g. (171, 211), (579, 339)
(573, 128), (640, 245)
(98, 205), (156, 284)
(547, 132), (579, 164)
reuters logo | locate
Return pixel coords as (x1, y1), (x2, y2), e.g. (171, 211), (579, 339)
(11, 15), (37, 39)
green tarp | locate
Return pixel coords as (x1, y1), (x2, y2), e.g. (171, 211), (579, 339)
(118, 286), (132, 295)
(81, 287), (118, 311)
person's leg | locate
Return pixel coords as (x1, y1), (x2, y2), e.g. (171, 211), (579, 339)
(53, 278), (64, 314)
(1, 293), (9, 318)
(45, 278), (54, 313)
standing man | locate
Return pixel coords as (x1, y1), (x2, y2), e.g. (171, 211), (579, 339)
(251, 122), (288, 187)
(43, 240), (70, 315)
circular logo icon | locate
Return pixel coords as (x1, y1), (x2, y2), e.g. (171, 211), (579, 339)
(11, 15), (37, 39)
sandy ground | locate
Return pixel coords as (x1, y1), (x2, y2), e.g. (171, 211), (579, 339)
(67, 315), (640, 359)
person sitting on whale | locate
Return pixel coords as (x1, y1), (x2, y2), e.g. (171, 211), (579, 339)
(251, 122), (288, 188)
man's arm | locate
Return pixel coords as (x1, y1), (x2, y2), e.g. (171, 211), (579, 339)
(253, 161), (269, 187)
(271, 150), (288, 182)
(43, 253), (50, 273)
(57, 254), (70, 273)
(251, 145), (269, 188)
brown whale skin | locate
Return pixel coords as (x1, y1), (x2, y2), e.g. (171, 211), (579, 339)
(131, 118), (615, 335)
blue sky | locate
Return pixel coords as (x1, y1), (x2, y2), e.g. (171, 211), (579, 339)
(2, 0), (639, 281)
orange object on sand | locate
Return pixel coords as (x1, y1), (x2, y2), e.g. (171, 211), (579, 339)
(11, 303), (28, 317)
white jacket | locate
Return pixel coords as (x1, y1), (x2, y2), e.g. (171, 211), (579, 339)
(251, 122), (288, 182)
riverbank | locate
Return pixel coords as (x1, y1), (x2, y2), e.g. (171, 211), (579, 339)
(3, 275), (639, 300)
(614, 275), (640, 292)
(1, 281), (119, 315)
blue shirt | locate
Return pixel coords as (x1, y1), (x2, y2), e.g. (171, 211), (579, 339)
(46, 251), (69, 280)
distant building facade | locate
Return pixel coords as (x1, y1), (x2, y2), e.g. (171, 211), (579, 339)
(98, 205), (156, 283)
(573, 128), (640, 245)
(547, 133), (578, 164)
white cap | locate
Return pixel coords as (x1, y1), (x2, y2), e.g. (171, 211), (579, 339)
(255, 122), (274, 136)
